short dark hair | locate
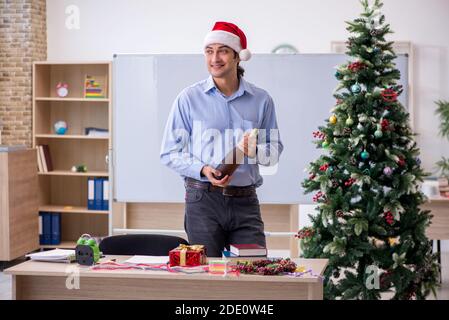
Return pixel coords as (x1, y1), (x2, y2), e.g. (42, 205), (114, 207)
(233, 50), (245, 78)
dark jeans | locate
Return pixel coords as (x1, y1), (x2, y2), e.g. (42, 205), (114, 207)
(184, 186), (266, 258)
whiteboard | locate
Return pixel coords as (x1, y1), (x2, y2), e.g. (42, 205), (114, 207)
(112, 53), (408, 204)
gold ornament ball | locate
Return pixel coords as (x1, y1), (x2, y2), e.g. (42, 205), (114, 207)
(329, 115), (337, 124)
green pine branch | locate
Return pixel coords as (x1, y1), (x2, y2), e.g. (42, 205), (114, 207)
(435, 157), (449, 178)
(435, 100), (449, 139)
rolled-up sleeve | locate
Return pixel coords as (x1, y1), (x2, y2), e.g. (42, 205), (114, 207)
(256, 95), (283, 166)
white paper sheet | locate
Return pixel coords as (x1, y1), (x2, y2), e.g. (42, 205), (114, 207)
(124, 255), (169, 265)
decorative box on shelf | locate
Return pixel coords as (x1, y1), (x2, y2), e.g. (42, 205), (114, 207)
(169, 244), (207, 267)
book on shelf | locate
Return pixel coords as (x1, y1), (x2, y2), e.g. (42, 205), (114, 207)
(88, 177), (109, 210)
(39, 212), (61, 245)
(36, 147), (44, 173)
(85, 127), (109, 138)
(40, 145), (47, 172)
(36, 144), (53, 173)
(102, 178), (109, 210)
(42, 144), (54, 171)
(87, 131), (109, 138)
(229, 244), (267, 257)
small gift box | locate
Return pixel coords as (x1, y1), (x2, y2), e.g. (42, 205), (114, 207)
(208, 259), (230, 275)
(169, 244), (207, 267)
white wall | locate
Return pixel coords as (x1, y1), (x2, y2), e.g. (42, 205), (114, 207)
(46, 0), (449, 249)
(47, 0), (449, 175)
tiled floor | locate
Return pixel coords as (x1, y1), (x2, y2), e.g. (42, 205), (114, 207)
(1, 253), (448, 300)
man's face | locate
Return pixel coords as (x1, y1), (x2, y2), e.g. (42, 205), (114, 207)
(205, 44), (239, 79)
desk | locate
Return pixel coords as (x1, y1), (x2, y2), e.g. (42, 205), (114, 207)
(422, 197), (449, 240)
(422, 197), (449, 283)
(5, 255), (328, 300)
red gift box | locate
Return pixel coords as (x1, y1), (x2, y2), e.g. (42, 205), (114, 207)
(169, 244), (207, 267)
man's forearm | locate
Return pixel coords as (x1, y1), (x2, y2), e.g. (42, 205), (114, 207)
(160, 151), (206, 180)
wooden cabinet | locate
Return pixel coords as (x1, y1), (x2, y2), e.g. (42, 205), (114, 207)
(0, 149), (39, 261)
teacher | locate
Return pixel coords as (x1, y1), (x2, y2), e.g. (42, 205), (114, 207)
(160, 21), (283, 257)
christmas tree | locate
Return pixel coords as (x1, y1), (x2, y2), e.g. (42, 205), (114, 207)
(299, 0), (439, 300)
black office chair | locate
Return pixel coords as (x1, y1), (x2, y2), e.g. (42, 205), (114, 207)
(99, 234), (189, 256)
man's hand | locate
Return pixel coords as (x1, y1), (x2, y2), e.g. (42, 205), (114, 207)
(201, 165), (232, 187)
(239, 132), (257, 158)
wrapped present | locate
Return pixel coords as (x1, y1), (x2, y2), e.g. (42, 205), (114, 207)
(208, 259), (229, 275)
(169, 244), (207, 267)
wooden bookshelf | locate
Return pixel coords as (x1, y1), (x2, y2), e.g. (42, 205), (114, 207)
(39, 205), (109, 215)
(38, 170), (109, 177)
(39, 241), (77, 249)
(33, 61), (112, 249)
(35, 134), (109, 140)
(35, 97), (109, 102)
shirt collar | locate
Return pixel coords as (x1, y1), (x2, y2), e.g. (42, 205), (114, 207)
(203, 75), (254, 96)
(203, 75), (216, 93)
(240, 77), (254, 96)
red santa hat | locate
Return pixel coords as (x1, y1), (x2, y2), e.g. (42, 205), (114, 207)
(203, 21), (252, 61)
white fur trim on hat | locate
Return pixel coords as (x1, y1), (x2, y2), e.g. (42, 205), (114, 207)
(239, 49), (252, 61)
(203, 30), (242, 54)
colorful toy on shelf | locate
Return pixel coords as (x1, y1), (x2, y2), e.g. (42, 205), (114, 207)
(75, 234), (101, 266)
(54, 120), (68, 135)
(56, 82), (68, 97)
(84, 75), (106, 99)
(71, 164), (87, 173)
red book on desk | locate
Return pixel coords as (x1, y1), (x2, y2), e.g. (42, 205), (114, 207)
(230, 244), (267, 257)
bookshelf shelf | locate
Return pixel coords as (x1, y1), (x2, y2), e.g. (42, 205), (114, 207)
(35, 97), (109, 102)
(35, 134), (109, 140)
(33, 61), (111, 247)
(37, 170), (109, 177)
(39, 205), (109, 215)
(40, 241), (77, 249)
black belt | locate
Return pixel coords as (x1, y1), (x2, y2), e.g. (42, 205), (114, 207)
(185, 178), (256, 197)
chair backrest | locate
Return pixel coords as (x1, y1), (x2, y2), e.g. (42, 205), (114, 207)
(99, 234), (188, 256)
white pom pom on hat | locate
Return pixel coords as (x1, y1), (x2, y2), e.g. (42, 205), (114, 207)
(203, 21), (252, 61)
(239, 49), (252, 61)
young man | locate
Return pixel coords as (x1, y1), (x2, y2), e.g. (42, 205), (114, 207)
(160, 21), (283, 257)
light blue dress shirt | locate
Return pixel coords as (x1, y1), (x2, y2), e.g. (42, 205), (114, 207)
(160, 76), (283, 187)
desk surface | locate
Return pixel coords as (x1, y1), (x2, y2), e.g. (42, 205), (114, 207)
(427, 196), (449, 203)
(423, 197), (449, 240)
(5, 255), (328, 284)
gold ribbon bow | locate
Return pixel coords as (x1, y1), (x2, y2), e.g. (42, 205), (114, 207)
(177, 244), (204, 266)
